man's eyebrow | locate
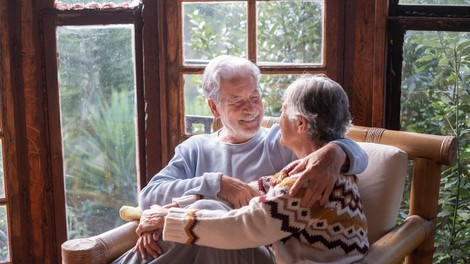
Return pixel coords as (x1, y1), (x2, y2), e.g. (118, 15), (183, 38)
(227, 95), (242, 102)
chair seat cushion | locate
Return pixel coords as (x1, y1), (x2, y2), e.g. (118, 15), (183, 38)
(356, 142), (408, 244)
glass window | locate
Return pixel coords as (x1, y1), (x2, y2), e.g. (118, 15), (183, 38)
(182, 0), (327, 134)
(0, 205), (9, 262)
(56, 0), (140, 5)
(57, 25), (138, 239)
(0, 139), (9, 262)
(182, 2), (247, 64)
(0, 140), (4, 199)
(400, 31), (469, 133)
(400, 30), (470, 262)
(257, 1), (324, 64)
(259, 74), (299, 116)
(184, 75), (213, 134)
(399, 0), (470, 5)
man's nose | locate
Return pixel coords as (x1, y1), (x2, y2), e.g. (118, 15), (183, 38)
(242, 100), (256, 112)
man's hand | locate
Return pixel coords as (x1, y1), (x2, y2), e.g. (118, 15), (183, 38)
(218, 175), (260, 208)
(162, 201), (179, 209)
(284, 143), (346, 207)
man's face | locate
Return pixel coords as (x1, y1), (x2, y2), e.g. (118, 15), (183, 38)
(209, 74), (264, 143)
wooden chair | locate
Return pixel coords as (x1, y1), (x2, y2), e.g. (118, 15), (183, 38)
(61, 117), (457, 264)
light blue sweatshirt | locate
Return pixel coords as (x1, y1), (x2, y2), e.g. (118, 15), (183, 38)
(139, 124), (368, 209)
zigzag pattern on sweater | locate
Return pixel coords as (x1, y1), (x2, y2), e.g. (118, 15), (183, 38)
(265, 174), (368, 255)
(184, 209), (200, 244)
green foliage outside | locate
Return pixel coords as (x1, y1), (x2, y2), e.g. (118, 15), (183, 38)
(58, 25), (137, 238)
(0, 143), (9, 261)
(400, 31), (470, 263)
(0, 206), (8, 262)
(400, 0), (470, 4)
(183, 1), (323, 120)
(57, 0), (134, 4)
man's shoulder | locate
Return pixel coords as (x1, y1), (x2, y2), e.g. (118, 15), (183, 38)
(177, 133), (219, 149)
(261, 124), (281, 139)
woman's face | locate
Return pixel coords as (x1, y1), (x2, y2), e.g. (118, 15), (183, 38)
(279, 103), (299, 149)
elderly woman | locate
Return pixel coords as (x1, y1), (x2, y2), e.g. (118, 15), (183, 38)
(136, 75), (369, 264)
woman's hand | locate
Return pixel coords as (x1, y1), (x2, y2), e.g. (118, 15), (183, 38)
(134, 205), (169, 259)
(134, 230), (163, 259)
(136, 205), (168, 236)
(283, 143), (345, 207)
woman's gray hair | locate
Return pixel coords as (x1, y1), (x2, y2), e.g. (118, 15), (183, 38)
(283, 74), (352, 144)
(202, 55), (261, 103)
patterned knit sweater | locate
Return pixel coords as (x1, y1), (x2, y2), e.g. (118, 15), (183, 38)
(163, 172), (369, 264)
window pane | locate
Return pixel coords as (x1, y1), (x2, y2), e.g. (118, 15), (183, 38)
(400, 30), (470, 260)
(182, 2), (247, 64)
(184, 75), (213, 135)
(56, 0), (139, 5)
(260, 75), (299, 117)
(257, 0), (324, 64)
(0, 140), (4, 198)
(57, 25), (138, 239)
(400, 31), (469, 133)
(399, 0), (470, 5)
(0, 206), (9, 262)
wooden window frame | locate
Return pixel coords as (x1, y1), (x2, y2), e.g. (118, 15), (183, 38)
(40, 6), (149, 247)
(385, 0), (470, 129)
(162, 0), (346, 154)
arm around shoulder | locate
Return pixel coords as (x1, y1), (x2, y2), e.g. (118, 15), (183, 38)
(330, 138), (368, 175)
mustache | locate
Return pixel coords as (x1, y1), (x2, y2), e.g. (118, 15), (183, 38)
(240, 113), (260, 121)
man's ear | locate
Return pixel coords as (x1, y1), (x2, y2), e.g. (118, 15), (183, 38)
(207, 99), (221, 118)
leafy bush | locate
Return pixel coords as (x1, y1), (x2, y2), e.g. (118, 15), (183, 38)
(401, 31), (470, 264)
(58, 26), (137, 238)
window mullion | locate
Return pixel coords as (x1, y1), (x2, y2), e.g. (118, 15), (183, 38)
(247, 0), (257, 62)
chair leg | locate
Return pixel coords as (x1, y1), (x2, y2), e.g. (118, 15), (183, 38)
(406, 159), (441, 264)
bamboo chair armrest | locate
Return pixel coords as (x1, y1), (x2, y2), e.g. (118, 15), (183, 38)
(61, 222), (138, 264)
(358, 215), (433, 264)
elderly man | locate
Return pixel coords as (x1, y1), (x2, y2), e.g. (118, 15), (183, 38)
(112, 56), (367, 264)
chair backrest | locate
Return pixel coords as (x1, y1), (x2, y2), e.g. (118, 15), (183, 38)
(356, 142), (407, 244)
(347, 125), (456, 263)
(213, 116), (457, 263)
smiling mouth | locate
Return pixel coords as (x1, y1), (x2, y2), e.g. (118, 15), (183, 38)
(240, 116), (258, 123)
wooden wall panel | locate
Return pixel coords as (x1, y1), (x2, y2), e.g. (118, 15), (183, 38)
(342, 0), (387, 127)
(19, 0), (59, 262)
(0, 1), (35, 263)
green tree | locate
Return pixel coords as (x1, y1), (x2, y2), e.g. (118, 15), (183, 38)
(58, 25), (137, 238)
(184, 2), (323, 118)
(401, 31), (470, 264)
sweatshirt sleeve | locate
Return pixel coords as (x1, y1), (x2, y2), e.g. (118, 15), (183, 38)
(162, 176), (313, 249)
(139, 141), (222, 210)
(331, 138), (368, 175)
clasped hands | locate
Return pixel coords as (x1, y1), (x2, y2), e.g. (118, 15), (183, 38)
(133, 204), (172, 259)
(134, 143), (344, 259)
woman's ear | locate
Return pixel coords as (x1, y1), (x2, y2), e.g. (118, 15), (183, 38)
(207, 99), (221, 118)
(297, 115), (308, 133)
